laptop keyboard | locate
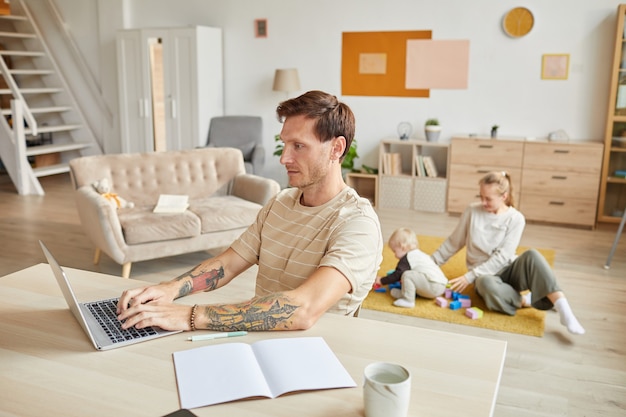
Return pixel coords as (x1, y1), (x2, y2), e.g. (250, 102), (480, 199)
(85, 298), (158, 344)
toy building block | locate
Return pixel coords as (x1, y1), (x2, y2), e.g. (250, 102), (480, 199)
(374, 287), (386, 293)
(435, 296), (448, 308)
(465, 307), (484, 319)
(444, 288), (452, 299)
(460, 298), (472, 308)
(389, 282), (402, 290)
(387, 270), (395, 275)
(452, 291), (460, 301)
(457, 294), (470, 300)
(449, 300), (462, 310)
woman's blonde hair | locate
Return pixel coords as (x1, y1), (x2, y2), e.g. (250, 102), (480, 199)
(479, 171), (514, 207)
(388, 228), (418, 251)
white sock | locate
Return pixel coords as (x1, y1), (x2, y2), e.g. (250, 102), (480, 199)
(393, 298), (415, 308)
(521, 292), (532, 307)
(554, 298), (585, 335)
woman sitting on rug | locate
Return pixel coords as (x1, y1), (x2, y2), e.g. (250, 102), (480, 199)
(431, 171), (585, 335)
(375, 228), (447, 308)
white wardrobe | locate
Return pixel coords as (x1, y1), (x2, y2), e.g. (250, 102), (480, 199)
(116, 26), (223, 153)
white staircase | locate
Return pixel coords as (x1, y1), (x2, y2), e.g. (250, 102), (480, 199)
(0, 2), (102, 195)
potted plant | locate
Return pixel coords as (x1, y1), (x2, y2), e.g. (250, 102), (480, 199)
(424, 118), (441, 142)
(274, 135), (359, 172)
(491, 124), (499, 138)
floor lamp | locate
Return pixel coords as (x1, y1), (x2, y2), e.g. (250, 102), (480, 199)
(272, 68), (301, 99)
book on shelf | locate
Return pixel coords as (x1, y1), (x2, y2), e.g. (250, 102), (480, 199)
(414, 149), (426, 177)
(423, 156), (438, 178)
(172, 337), (356, 409)
(153, 194), (189, 213)
(383, 152), (402, 175)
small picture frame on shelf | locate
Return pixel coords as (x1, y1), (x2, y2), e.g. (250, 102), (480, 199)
(541, 54), (569, 80)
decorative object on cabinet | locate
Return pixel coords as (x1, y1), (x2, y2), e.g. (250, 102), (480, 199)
(502, 7), (534, 38)
(424, 118), (441, 142)
(490, 125), (499, 138)
(272, 68), (301, 99)
(541, 54), (570, 80)
(598, 4), (626, 224)
(397, 122), (412, 140)
(378, 139), (448, 213)
(548, 129), (570, 142)
(205, 116), (265, 174)
(448, 136), (603, 229)
(116, 26), (223, 154)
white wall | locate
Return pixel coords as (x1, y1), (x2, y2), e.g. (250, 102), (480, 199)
(55, 0), (622, 186)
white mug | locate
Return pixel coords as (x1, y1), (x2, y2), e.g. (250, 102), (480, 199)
(363, 362), (411, 417)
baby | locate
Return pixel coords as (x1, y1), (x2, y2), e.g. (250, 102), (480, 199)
(375, 228), (447, 308)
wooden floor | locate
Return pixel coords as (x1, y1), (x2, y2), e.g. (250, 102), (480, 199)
(1, 173), (625, 416)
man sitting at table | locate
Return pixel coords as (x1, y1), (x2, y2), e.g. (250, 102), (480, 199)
(117, 90), (382, 332)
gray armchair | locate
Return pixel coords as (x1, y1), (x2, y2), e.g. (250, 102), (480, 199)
(206, 116), (265, 174)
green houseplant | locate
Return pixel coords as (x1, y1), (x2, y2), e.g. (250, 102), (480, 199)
(274, 135), (359, 172)
(491, 124), (499, 138)
(424, 118), (441, 142)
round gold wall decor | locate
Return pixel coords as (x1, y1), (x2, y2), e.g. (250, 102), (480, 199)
(503, 7), (534, 38)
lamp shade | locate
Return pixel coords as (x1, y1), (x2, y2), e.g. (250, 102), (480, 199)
(272, 68), (301, 93)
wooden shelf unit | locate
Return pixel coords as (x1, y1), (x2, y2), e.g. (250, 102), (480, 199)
(598, 3), (626, 224)
(377, 138), (449, 213)
(346, 172), (378, 208)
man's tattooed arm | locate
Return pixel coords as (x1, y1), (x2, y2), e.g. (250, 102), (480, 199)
(196, 293), (301, 331)
(172, 261), (226, 298)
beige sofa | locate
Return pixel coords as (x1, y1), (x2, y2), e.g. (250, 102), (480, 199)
(69, 147), (281, 278)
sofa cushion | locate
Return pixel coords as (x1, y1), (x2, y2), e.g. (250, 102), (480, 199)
(189, 196), (262, 233)
(119, 209), (201, 245)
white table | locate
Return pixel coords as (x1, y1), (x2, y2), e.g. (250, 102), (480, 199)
(0, 264), (507, 417)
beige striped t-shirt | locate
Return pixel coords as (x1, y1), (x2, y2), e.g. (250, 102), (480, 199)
(230, 186), (382, 316)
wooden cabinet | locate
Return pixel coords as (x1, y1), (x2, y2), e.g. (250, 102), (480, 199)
(346, 173), (378, 208)
(116, 26), (223, 153)
(378, 139), (448, 213)
(447, 137), (522, 213)
(520, 142), (603, 228)
(448, 136), (603, 228)
(598, 4), (626, 223)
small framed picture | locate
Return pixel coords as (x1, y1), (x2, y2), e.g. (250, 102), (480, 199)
(254, 19), (267, 38)
(541, 54), (569, 80)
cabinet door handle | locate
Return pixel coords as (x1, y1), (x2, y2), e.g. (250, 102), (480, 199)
(478, 144), (493, 149)
(476, 169), (490, 174)
(551, 175), (567, 180)
(171, 99), (177, 119)
(554, 149), (570, 154)
(549, 201), (565, 206)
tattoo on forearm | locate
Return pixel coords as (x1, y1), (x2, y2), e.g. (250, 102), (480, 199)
(190, 264), (225, 292)
(173, 262), (225, 298)
(199, 293), (299, 331)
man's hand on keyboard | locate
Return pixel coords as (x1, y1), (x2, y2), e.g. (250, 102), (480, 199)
(117, 301), (193, 331)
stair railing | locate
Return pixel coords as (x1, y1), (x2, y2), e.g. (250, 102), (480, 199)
(0, 52), (38, 136)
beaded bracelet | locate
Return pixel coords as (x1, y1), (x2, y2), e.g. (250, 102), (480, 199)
(190, 304), (198, 331)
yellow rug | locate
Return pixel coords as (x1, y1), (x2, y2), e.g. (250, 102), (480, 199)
(362, 235), (553, 337)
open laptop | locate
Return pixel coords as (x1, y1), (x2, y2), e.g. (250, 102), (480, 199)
(40, 241), (181, 350)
